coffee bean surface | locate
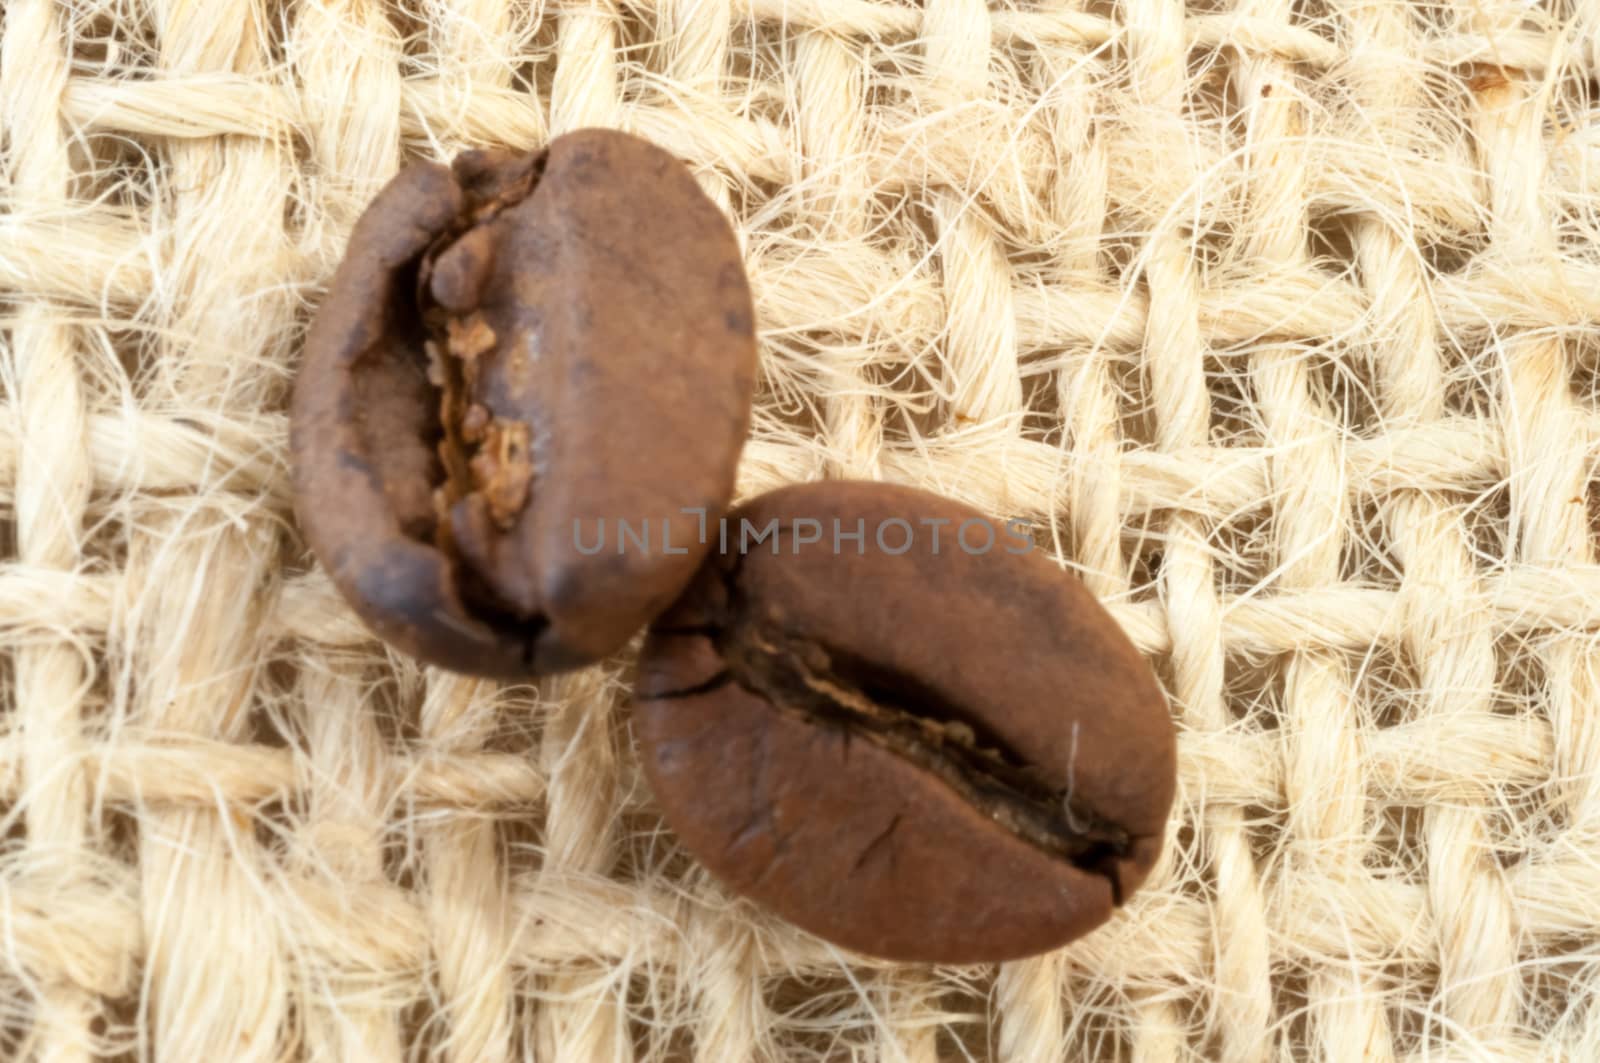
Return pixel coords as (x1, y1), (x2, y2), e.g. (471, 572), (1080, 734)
(634, 482), (1176, 963)
(292, 129), (756, 677)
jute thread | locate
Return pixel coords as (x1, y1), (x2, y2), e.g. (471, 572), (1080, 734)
(2, 0), (1600, 1058)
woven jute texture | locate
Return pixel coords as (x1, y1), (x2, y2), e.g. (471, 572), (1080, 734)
(3, 0), (1600, 1059)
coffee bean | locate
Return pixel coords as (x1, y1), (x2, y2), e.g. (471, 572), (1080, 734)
(633, 482), (1175, 963)
(291, 130), (757, 677)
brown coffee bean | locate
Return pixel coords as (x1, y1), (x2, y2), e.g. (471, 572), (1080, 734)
(633, 481), (1176, 964)
(291, 130), (757, 677)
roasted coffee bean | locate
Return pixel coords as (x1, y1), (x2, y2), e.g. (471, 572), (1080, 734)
(291, 129), (757, 677)
(633, 482), (1176, 964)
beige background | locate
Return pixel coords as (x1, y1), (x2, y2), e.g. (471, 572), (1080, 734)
(3, 0), (1600, 1059)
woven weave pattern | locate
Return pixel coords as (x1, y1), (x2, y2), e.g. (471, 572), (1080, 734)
(3, 0), (1600, 1058)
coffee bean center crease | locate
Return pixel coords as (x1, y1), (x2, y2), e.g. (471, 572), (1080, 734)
(415, 161), (548, 619)
(651, 586), (1135, 896)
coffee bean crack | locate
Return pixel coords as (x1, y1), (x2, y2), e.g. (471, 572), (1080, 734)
(409, 155), (546, 627)
(421, 311), (533, 536)
(653, 616), (1135, 899)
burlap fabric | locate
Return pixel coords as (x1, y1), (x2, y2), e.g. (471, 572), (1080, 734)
(3, 0), (1599, 1058)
